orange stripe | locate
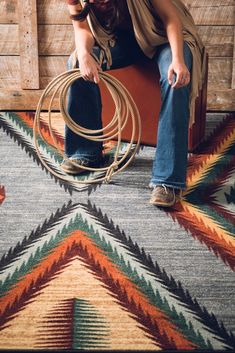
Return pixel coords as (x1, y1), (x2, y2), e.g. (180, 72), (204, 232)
(175, 202), (235, 259)
(0, 231), (195, 349)
(186, 127), (235, 183)
(18, 112), (34, 129)
(18, 112), (117, 156)
(18, 112), (64, 151)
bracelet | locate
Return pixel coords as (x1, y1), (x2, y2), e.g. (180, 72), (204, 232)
(70, 13), (84, 21)
(69, 1), (91, 21)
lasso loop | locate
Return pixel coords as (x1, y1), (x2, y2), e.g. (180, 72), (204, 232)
(33, 69), (141, 184)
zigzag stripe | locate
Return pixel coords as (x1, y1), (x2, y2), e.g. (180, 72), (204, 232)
(170, 201), (235, 269)
(85, 229), (212, 349)
(78, 206), (231, 349)
(202, 157), (235, 224)
(18, 112), (64, 148)
(0, 112), (66, 172)
(0, 205), (82, 285)
(0, 112), (105, 192)
(187, 114), (235, 180)
(178, 114), (235, 271)
(211, 201), (235, 226)
(87, 202), (235, 349)
(0, 200), (74, 271)
(185, 190), (235, 238)
(25, 109), (135, 171)
(196, 203), (235, 237)
(0, 112), (234, 346)
(0, 112), (135, 194)
(11, 112), (96, 187)
(193, 115), (235, 155)
(0, 231), (197, 350)
(0, 202), (233, 349)
(189, 142), (235, 197)
(35, 298), (75, 349)
(0, 113), (75, 194)
(187, 128), (235, 191)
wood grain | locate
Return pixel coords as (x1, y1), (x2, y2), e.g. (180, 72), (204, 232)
(198, 26), (234, 57)
(0, 0), (234, 25)
(1, 24), (233, 58)
(208, 57), (233, 90)
(0, 24), (19, 55)
(18, 0), (39, 89)
(0, 0), (18, 24)
(232, 26), (235, 89)
(0, 0), (234, 111)
(184, 0), (234, 25)
(1, 56), (232, 90)
(207, 89), (235, 110)
(0, 89), (234, 111)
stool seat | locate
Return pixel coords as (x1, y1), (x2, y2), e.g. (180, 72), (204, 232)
(100, 56), (208, 152)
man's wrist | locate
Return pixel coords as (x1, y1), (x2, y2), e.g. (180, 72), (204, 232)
(67, 2), (82, 15)
(77, 51), (91, 61)
(67, 0), (80, 4)
(172, 55), (184, 65)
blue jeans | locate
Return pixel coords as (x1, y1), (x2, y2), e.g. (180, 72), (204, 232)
(151, 42), (192, 189)
(65, 31), (192, 189)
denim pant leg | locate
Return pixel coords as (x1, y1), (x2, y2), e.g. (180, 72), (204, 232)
(150, 42), (193, 190)
(65, 50), (103, 161)
(65, 31), (144, 162)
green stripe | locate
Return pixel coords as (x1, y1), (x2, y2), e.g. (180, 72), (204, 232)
(5, 112), (63, 163)
(187, 203), (235, 237)
(0, 214), (91, 296)
(0, 207), (215, 349)
(89, 229), (212, 349)
(72, 298), (109, 350)
(189, 141), (235, 190)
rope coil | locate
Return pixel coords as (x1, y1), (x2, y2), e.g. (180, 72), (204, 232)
(33, 69), (141, 184)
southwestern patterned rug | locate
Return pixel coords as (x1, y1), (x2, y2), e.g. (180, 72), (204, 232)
(0, 111), (234, 351)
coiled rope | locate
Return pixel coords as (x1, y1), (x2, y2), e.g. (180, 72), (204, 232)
(33, 69), (141, 184)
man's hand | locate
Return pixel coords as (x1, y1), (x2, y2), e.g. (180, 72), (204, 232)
(78, 52), (101, 84)
(168, 61), (190, 89)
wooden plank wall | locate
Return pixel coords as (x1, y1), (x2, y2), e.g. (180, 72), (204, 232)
(0, 0), (234, 111)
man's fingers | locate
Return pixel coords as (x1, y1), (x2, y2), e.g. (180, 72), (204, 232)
(172, 73), (190, 88)
(94, 73), (100, 84)
(168, 67), (174, 85)
(172, 76), (180, 88)
(82, 74), (91, 81)
(82, 70), (100, 83)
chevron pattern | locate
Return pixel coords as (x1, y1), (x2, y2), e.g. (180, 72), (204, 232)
(0, 112), (132, 193)
(0, 111), (234, 351)
(167, 115), (235, 270)
(0, 201), (234, 350)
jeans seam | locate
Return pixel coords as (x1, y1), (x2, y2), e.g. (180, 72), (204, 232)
(69, 153), (102, 161)
(150, 179), (186, 189)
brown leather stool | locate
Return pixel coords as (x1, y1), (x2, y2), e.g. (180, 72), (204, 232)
(100, 55), (208, 152)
